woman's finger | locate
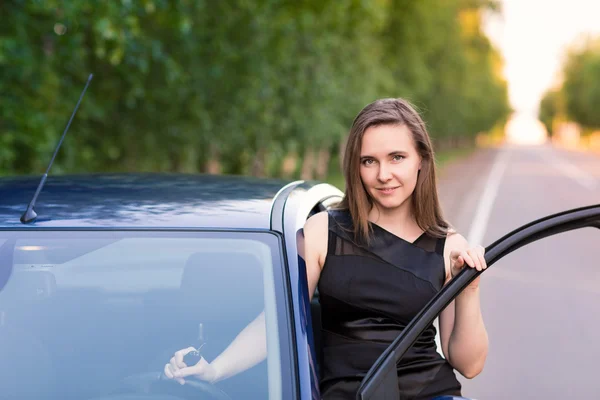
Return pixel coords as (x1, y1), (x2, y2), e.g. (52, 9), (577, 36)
(450, 250), (464, 270)
(174, 347), (195, 369)
(461, 251), (476, 269)
(165, 363), (186, 385)
(170, 356), (181, 373)
(476, 246), (487, 270)
(467, 249), (482, 271)
(164, 363), (174, 379)
(176, 364), (203, 379)
(450, 250), (462, 263)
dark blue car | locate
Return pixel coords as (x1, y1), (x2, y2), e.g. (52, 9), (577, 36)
(1, 173), (598, 400)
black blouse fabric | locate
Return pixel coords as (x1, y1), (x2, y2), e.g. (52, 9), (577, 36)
(318, 210), (461, 400)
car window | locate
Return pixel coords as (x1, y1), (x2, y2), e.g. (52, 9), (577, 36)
(0, 231), (284, 400)
(460, 228), (599, 398)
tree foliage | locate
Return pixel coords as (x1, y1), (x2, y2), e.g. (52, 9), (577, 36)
(539, 89), (561, 136)
(561, 37), (600, 130)
(1, 0), (510, 177)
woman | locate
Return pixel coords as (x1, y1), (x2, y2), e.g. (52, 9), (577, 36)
(165, 98), (488, 399)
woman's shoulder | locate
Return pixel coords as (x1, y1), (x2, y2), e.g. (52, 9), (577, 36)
(444, 229), (468, 250)
(305, 210), (328, 228)
(304, 211), (330, 241)
(306, 208), (352, 227)
(304, 209), (354, 242)
(326, 208), (353, 230)
(303, 211), (330, 264)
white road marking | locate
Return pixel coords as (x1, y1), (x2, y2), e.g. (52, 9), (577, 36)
(539, 148), (597, 191)
(435, 148), (510, 358)
(467, 149), (511, 246)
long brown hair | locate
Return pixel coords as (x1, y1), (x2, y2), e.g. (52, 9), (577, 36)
(336, 98), (451, 244)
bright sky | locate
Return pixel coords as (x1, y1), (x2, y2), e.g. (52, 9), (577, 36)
(483, 0), (600, 118)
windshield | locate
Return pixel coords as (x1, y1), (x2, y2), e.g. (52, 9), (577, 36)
(0, 231), (285, 400)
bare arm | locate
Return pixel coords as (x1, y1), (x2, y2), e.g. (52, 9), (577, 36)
(302, 211), (328, 300)
(166, 211), (328, 383)
(439, 232), (489, 379)
(209, 311), (268, 382)
(205, 211), (327, 382)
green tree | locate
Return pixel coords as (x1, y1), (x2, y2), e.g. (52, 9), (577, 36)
(539, 89), (564, 136)
(561, 37), (600, 130)
(1, 0), (510, 177)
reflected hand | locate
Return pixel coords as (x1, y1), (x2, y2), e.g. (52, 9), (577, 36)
(450, 245), (487, 289)
(164, 347), (218, 385)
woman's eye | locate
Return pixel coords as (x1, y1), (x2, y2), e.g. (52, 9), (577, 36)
(362, 159), (374, 165)
(392, 155), (405, 161)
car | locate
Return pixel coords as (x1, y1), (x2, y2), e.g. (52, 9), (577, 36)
(1, 172), (598, 400)
(0, 172), (343, 400)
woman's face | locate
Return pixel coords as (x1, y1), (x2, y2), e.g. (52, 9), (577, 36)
(359, 124), (422, 211)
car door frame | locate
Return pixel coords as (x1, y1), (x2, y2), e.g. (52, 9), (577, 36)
(271, 181), (343, 400)
(356, 203), (600, 400)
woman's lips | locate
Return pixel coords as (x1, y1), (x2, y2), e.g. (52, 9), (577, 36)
(376, 186), (399, 194)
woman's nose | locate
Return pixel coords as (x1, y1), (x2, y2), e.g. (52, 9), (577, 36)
(377, 165), (392, 182)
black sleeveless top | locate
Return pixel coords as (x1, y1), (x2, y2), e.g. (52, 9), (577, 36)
(318, 210), (461, 399)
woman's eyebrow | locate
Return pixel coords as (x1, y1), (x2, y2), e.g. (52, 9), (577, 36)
(360, 151), (407, 158)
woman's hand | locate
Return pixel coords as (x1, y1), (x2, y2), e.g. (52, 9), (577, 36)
(164, 347), (218, 385)
(449, 245), (487, 289)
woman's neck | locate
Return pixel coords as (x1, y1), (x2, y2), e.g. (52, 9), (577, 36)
(367, 200), (417, 231)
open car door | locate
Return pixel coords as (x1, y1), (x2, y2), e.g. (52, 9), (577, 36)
(356, 204), (600, 400)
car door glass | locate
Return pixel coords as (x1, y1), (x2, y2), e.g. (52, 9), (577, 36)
(357, 205), (600, 400)
(461, 228), (599, 399)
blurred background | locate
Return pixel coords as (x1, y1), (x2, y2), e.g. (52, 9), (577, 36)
(0, 0), (511, 185)
(2, 0), (600, 399)
(3, 1), (600, 181)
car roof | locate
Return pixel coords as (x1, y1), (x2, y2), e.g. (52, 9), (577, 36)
(0, 173), (297, 229)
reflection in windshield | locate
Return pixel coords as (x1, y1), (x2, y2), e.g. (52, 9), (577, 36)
(0, 232), (281, 400)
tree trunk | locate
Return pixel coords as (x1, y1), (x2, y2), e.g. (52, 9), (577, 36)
(301, 147), (316, 180)
(180, 146), (199, 173)
(205, 145), (222, 174)
(338, 138), (347, 170)
(315, 148), (330, 180)
(251, 147), (267, 177)
(280, 151), (298, 178)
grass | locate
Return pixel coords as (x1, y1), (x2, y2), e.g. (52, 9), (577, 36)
(435, 146), (476, 170)
(324, 146), (476, 191)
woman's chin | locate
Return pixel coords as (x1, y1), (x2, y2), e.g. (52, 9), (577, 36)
(373, 196), (407, 210)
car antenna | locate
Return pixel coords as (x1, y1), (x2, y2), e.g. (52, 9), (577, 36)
(20, 73), (93, 224)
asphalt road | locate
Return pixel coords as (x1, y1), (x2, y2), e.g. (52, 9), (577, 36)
(437, 143), (600, 399)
